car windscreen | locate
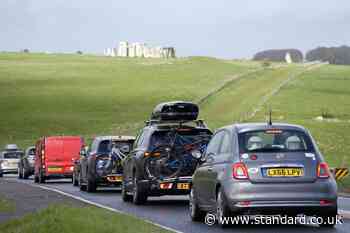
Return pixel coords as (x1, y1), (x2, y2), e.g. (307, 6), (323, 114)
(3, 152), (23, 159)
(28, 148), (35, 155)
(97, 140), (134, 154)
(238, 129), (315, 153)
(150, 129), (212, 150)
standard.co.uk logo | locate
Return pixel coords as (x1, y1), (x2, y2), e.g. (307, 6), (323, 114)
(204, 213), (343, 226)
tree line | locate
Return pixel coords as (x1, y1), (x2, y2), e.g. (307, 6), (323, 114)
(253, 45), (350, 65)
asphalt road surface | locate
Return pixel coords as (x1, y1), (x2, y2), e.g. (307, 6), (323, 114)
(4, 175), (350, 233)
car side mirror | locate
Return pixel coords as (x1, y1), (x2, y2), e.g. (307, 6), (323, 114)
(202, 152), (215, 163)
(80, 149), (87, 157)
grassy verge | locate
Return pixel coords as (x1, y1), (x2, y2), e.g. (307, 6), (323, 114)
(0, 204), (171, 233)
(0, 196), (15, 213)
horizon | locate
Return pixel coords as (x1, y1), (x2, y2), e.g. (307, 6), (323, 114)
(1, 0), (350, 59)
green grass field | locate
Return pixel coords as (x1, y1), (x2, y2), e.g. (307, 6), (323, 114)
(0, 205), (170, 233)
(0, 196), (15, 213)
(0, 53), (259, 146)
(0, 52), (350, 170)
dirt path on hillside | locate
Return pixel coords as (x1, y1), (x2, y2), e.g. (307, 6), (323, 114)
(245, 63), (326, 120)
(0, 178), (86, 223)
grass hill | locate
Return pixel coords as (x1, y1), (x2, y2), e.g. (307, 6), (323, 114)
(0, 53), (350, 169)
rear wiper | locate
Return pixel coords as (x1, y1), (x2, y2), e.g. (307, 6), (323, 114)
(248, 147), (283, 152)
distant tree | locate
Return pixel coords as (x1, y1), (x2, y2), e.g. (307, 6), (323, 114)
(76, 51), (83, 55)
(306, 45), (350, 65)
(253, 49), (303, 63)
(22, 49), (30, 53)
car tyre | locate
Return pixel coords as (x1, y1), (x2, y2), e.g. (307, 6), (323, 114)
(0, 172), (3, 178)
(132, 175), (147, 205)
(189, 188), (205, 222)
(18, 165), (23, 179)
(34, 173), (39, 183)
(121, 179), (133, 202)
(23, 168), (29, 179)
(87, 177), (97, 192)
(86, 167), (97, 192)
(72, 171), (79, 186)
(216, 188), (232, 228)
(79, 172), (87, 191)
(38, 169), (46, 183)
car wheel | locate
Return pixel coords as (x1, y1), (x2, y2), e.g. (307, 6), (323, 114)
(189, 188), (205, 222)
(18, 165), (23, 179)
(132, 175), (147, 205)
(22, 167), (27, 179)
(72, 171), (79, 186)
(79, 172), (87, 191)
(87, 177), (97, 192)
(121, 179), (133, 202)
(216, 188), (231, 228)
(34, 173), (39, 183)
(38, 169), (46, 183)
(86, 167), (97, 192)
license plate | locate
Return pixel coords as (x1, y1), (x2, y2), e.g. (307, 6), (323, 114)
(48, 167), (62, 172)
(267, 168), (303, 177)
(177, 183), (190, 190)
(107, 175), (122, 182)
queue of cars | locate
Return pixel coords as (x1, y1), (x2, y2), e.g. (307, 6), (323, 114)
(0, 101), (338, 227)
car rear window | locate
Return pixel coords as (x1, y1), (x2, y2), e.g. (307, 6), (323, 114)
(150, 128), (212, 150)
(98, 140), (134, 154)
(3, 152), (23, 159)
(238, 129), (315, 153)
(29, 148), (35, 155)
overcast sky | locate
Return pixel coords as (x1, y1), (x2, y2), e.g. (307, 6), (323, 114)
(1, 0), (349, 58)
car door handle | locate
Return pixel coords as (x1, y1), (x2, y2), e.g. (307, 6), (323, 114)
(207, 167), (213, 172)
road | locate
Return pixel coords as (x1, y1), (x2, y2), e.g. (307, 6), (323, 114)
(4, 175), (350, 233)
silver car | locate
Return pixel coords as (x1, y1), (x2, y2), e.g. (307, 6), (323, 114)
(190, 123), (337, 227)
(0, 144), (23, 177)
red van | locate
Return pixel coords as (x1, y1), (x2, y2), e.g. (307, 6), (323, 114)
(34, 136), (84, 183)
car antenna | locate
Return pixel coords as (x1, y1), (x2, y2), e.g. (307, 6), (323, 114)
(268, 107), (272, 126)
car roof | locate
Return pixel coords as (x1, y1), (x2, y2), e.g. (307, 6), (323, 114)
(45, 136), (82, 140)
(94, 136), (136, 141)
(221, 122), (308, 134)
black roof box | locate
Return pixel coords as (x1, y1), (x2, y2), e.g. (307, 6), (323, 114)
(151, 101), (199, 121)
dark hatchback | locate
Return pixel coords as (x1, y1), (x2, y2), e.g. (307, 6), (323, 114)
(75, 136), (135, 192)
(190, 123), (337, 227)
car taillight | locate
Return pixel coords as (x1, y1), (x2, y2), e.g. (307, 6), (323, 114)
(232, 162), (249, 180)
(144, 152), (161, 157)
(317, 162), (330, 178)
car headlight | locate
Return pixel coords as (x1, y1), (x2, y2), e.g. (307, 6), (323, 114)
(2, 161), (9, 166)
(191, 150), (202, 159)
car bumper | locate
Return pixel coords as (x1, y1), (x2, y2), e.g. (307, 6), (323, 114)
(0, 168), (18, 174)
(45, 173), (73, 179)
(146, 176), (192, 196)
(223, 179), (337, 214)
(97, 174), (123, 186)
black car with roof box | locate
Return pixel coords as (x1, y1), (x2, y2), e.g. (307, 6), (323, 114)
(122, 101), (212, 204)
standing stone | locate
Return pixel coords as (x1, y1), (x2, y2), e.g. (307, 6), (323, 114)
(118, 41), (129, 57)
